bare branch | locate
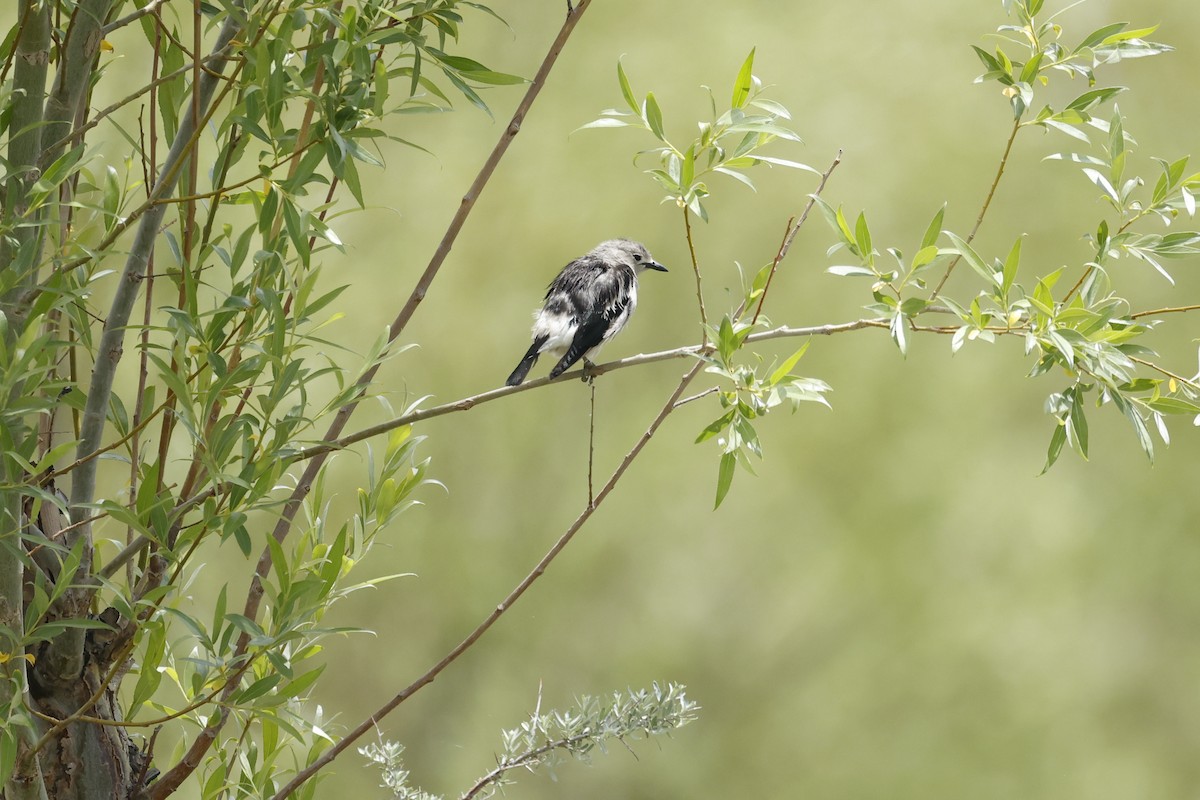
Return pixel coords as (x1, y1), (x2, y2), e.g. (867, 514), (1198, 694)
(102, 0), (175, 35)
(294, 318), (887, 461)
(930, 118), (1020, 300)
(751, 149), (842, 324)
(682, 206), (708, 343)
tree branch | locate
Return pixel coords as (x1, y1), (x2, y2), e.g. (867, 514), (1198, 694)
(1130, 304), (1200, 319)
(682, 206), (708, 342)
(750, 149), (842, 324)
(0, 0), (50, 286)
(929, 117), (1020, 300)
(102, 0), (176, 35)
(293, 318), (886, 461)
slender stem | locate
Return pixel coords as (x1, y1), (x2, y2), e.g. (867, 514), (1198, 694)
(674, 386), (719, 409)
(929, 118), (1021, 300)
(588, 381), (596, 507)
(461, 732), (596, 800)
(682, 206), (708, 343)
(102, 0), (175, 34)
(750, 150), (842, 325)
(269, 358), (704, 800)
(1130, 304), (1200, 319)
(1129, 355), (1200, 392)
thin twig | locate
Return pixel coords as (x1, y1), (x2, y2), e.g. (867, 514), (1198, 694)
(930, 118), (1021, 300)
(461, 731), (598, 800)
(1129, 355), (1200, 392)
(1130, 304), (1200, 319)
(588, 380), (596, 507)
(673, 387), (718, 409)
(269, 358), (704, 800)
(682, 206), (708, 343)
(293, 318), (887, 461)
(102, 0), (174, 34)
(750, 150), (843, 325)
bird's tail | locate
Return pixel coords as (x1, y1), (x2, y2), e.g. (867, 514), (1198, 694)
(505, 336), (547, 386)
(548, 339), (592, 380)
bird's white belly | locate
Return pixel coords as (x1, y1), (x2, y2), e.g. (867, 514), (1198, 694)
(532, 311), (575, 358)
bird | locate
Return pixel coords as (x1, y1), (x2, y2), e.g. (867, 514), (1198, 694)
(505, 239), (667, 386)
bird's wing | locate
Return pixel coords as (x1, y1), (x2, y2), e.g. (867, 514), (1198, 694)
(548, 264), (634, 376)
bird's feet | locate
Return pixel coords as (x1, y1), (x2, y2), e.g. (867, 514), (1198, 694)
(581, 359), (597, 384)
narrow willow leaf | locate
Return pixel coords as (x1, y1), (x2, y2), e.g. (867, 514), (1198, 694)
(921, 205), (946, 250)
(1041, 422), (1067, 473)
(1002, 235), (1023, 295)
(617, 59), (638, 112)
(715, 452), (737, 509)
(944, 231), (994, 282)
(731, 48), (756, 109)
(769, 341), (811, 385)
(643, 92), (665, 140)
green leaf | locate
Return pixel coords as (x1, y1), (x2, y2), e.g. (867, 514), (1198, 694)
(643, 92), (665, 140)
(712, 166), (755, 191)
(731, 48), (756, 109)
(1019, 50), (1043, 83)
(1002, 235), (1023, 295)
(715, 452), (736, 509)
(617, 59), (638, 113)
(576, 117), (634, 131)
(854, 212), (872, 261)
(1076, 22), (1128, 52)
(1066, 86), (1126, 112)
(1070, 389), (1089, 459)
(944, 231), (995, 283)
(1146, 397), (1200, 415)
(769, 341), (810, 385)
(921, 205), (946, 250)
(1041, 422), (1067, 473)
(696, 409), (735, 444)
(889, 312), (908, 356)
(746, 155), (819, 173)
(971, 45), (1004, 75)
(813, 197), (855, 250)
(717, 316), (737, 364)
(826, 265), (875, 277)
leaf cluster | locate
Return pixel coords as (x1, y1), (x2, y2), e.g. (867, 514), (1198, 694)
(580, 50), (814, 221)
(816, 0), (1200, 469)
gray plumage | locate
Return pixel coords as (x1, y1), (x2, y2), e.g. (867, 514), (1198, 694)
(506, 239), (667, 386)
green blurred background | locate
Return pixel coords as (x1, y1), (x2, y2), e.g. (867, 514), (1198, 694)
(169, 0), (1200, 796)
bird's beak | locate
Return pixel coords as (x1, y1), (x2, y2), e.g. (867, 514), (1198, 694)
(646, 261), (668, 272)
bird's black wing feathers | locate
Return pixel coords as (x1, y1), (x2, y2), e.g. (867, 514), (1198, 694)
(547, 263), (633, 379)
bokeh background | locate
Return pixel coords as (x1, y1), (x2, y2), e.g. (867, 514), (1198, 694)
(129, 0), (1200, 797)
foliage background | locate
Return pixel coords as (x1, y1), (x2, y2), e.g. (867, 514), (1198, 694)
(90, 0), (1200, 797)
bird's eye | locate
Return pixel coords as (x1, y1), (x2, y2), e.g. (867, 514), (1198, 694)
(633, 254), (642, 261)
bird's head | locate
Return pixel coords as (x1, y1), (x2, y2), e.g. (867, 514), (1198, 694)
(595, 238), (668, 274)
